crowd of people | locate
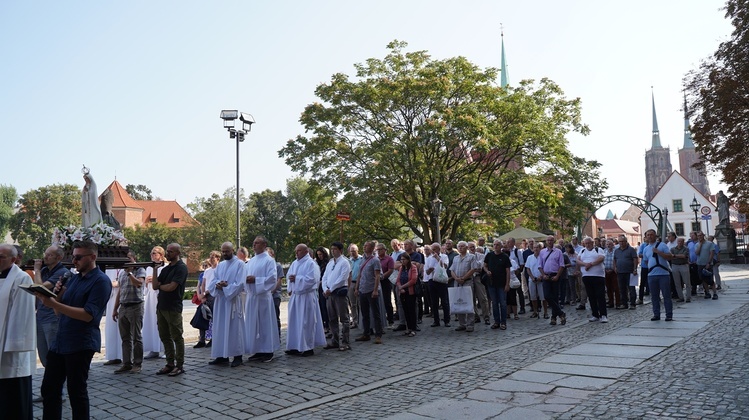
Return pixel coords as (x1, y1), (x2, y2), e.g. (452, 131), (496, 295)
(0, 228), (723, 418)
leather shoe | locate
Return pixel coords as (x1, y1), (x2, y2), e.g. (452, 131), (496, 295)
(103, 359), (122, 366)
(230, 357), (243, 367)
(323, 343), (339, 350)
(208, 357), (229, 365)
(193, 341), (206, 349)
(393, 325), (406, 332)
(354, 335), (370, 342)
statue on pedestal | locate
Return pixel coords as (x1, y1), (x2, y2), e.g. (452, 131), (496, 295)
(81, 165), (103, 227)
(717, 190), (730, 228)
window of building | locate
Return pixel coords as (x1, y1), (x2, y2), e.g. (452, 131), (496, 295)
(675, 223), (684, 236)
(673, 199), (683, 213)
(692, 222), (701, 233)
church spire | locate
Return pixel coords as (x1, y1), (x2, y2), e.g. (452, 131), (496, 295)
(651, 88), (662, 148)
(500, 26), (509, 89)
(683, 94), (695, 149)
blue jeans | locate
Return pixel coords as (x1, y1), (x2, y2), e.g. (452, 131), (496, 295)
(648, 274), (673, 318)
(36, 320), (59, 367)
(487, 286), (508, 325)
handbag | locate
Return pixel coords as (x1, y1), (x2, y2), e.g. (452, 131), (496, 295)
(190, 304), (210, 330)
(433, 266), (449, 284)
(191, 293), (202, 306)
(414, 281), (424, 296)
(448, 285), (474, 314)
(510, 276), (521, 289)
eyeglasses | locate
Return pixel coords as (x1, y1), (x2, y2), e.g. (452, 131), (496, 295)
(72, 253), (93, 261)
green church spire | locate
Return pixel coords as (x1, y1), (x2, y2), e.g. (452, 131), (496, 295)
(500, 28), (509, 89)
(651, 89), (662, 148)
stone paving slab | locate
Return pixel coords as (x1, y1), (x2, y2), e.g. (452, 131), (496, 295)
(409, 399), (508, 419)
(524, 361), (630, 379)
(506, 370), (567, 384)
(613, 326), (697, 337)
(542, 353), (644, 369)
(629, 320), (709, 330)
(549, 375), (617, 390)
(588, 334), (682, 347)
(561, 343), (664, 359)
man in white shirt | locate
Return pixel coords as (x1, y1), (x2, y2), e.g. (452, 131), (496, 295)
(424, 243), (450, 327)
(321, 242), (353, 351)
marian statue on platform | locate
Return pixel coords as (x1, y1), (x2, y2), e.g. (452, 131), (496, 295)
(81, 165), (103, 227)
(717, 190), (730, 228)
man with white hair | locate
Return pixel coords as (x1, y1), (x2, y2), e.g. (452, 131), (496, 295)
(286, 244), (326, 356)
(448, 241), (477, 332)
(425, 242), (450, 327)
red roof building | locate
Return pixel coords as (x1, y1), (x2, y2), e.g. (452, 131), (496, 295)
(101, 180), (196, 228)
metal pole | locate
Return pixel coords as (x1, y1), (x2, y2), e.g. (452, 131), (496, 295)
(339, 220), (344, 243)
(435, 214), (441, 245)
(236, 136), (241, 248)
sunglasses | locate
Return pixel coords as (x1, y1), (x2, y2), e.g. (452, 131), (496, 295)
(72, 253), (93, 261)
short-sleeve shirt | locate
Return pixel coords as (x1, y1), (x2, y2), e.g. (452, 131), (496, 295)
(696, 241), (716, 266)
(538, 247), (565, 274)
(614, 245), (638, 274)
(644, 242), (671, 276)
(157, 260), (187, 312)
(357, 255), (382, 294)
(578, 247), (605, 277)
(484, 251), (511, 288)
(350, 255), (364, 282)
(449, 253), (476, 279)
(53, 267), (112, 354)
(379, 254), (394, 277)
(118, 267), (147, 304)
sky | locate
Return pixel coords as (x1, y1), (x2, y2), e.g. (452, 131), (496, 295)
(0, 0), (734, 222)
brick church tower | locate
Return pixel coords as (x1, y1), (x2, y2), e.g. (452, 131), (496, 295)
(678, 95), (711, 197)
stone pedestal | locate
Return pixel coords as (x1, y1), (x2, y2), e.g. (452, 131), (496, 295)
(714, 224), (737, 263)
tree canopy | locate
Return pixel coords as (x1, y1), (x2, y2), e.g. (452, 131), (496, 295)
(0, 184), (17, 240)
(11, 184), (81, 259)
(685, 0), (749, 213)
(280, 41), (600, 242)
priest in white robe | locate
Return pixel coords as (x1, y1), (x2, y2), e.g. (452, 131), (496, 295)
(244, 236), (279, 362)
(0, 245), (36, 419)
(207, 242), (246, 367)
(285, 244), (326, 356)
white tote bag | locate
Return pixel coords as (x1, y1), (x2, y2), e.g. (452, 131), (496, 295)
(448, 285), (474, 314)
(433, 266), (449, 284)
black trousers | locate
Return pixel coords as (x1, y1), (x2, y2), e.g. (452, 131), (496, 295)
(0, 376), (32, 420)
(429, 280), (450, 324)
(380, 279), (395, 324)
(41, 349), (95, 420)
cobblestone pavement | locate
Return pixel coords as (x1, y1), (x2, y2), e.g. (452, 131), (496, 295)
(31, 265), (749, 419)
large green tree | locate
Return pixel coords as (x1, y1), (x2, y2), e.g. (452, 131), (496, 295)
(186, 188), (247, 255)
(0, 184), (17, 239)
(123, 223), (185, 262)
(280, 41), (592, 243)
(243, 189), (291, 255)
(684, 0), (749, 213)
(11, 184), (81, 259)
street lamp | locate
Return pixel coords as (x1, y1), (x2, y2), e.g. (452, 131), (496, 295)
(220, 109), (255, 248)
(431, 197), (443, 244)
(690, 195), (700, 233)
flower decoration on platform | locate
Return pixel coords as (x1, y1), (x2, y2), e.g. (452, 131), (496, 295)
(52, 223), (128, 249)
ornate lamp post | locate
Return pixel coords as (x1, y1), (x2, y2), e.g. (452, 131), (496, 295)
(220, 110), (255, 248)
(690, 195), (700, 233)
(432, 197), (443, 244)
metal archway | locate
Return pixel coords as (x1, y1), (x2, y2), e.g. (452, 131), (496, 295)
(580, 195), (670, 239)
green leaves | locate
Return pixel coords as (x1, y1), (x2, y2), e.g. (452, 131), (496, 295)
(280, 41), (598, 242)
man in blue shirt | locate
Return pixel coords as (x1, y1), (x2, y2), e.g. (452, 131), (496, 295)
(642, 229), (673, 321)
(38, 240), (112, 420)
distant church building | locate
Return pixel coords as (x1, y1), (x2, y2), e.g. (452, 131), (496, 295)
(644, 93), (710, 202)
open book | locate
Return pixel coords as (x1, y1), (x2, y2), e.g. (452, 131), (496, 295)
(18, 283), (57, 299)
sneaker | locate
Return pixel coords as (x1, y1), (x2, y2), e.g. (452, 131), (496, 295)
(114, 365), (132, 374)
(600, 316), (608, 323)
(588, 316), (600, 322)
(712, 294), (719, 300)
